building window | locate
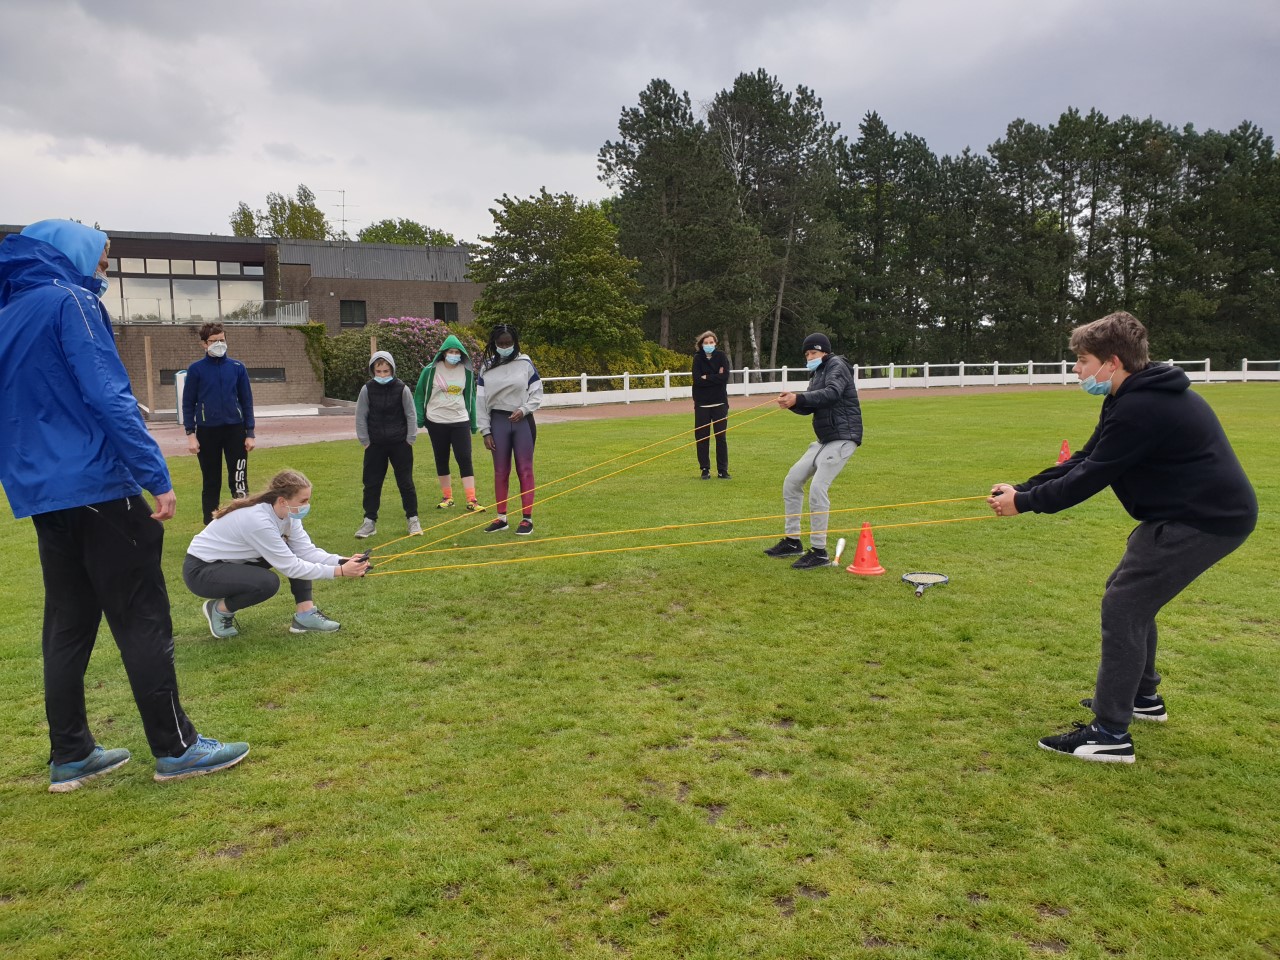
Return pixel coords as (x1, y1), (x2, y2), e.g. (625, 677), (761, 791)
(243, 264), (265, 276)
(119, 257), (145, 274)
(434, 301), (459, 324)
(194, 260), (218, 276)
(219, 262), (241, 275)
(340, 300), (367, 327)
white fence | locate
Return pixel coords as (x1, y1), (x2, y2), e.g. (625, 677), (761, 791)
(538, 358), (1280, 408)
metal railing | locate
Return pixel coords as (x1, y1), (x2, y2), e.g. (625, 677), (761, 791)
(113, 299), (310, 325)
(537, 358), (1279, 408)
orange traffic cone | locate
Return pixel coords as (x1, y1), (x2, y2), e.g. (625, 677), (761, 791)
(1056, 440), (1071, 464)
(846, 521), (885, 576)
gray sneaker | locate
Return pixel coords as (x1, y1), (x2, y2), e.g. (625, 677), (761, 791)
(290, 607), (341, 634)
(202, 599), (239, 639)
(407, 515), (422, 536)
(354, 517), (377, 539)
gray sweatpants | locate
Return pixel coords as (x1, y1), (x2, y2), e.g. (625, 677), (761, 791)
(1092, 520), (1250, 732)
(782, 440), (857, 549)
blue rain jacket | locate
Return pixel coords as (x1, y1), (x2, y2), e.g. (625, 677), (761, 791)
(0, 222), (172, 519)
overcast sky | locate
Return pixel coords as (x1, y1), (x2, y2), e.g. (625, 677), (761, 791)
(2, 0), (1276, 244)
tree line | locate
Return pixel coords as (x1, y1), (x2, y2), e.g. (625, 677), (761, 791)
(599, 72), (1280, 368)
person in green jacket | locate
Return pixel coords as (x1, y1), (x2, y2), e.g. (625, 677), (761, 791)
(413, 335), (485, 511)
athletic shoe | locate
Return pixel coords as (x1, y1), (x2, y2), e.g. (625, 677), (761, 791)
(1080, 694), (1167, 723)
(1038, 721), (1135, 764)
(484, 518), (509, 533)
(407, 516), (422, 536)
(436, 497), (454, 510)
(466, 500), (487, 513)
(515, 518), (534, 535)
(791, 547), (830, 570)
(763, 537), (804, 558)
(289, 607), (341, 634)
(354, 517), (377, 538)
(202, 599), (239, 639)
(718, 471), (732, 479)
(700, 469), (711, 480)
(49, 745), (131, 793)
(154, 736), (249, 783)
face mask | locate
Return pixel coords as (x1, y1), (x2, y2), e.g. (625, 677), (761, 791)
(702, 343), (715, 354)
(373, 375), (394, 385)
(805, 357), (822, 371)
(445, 353), (462, 365)
(496, 346), (514, 358)
(90, 273), (109, 298)
(288, 504), (310, 520)
(1080, 363), (1114, 396)
(207, 341), (228, 358)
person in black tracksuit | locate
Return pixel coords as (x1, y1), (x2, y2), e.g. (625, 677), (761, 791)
(354, 350), (420, 539)
(183, 322), (255, 523)
(767, 333), (863, 570)
(989, 311), (1257, 764)
(692, 330), (730, 479)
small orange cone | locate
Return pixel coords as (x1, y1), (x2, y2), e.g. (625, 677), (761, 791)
(1056, 440), (1071, 464)
(846, 521), (885, 576)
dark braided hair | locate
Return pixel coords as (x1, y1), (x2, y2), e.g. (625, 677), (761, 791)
(484, 323), (521, 368)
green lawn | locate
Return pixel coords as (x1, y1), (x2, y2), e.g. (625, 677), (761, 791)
(1, 386), (1276, 960)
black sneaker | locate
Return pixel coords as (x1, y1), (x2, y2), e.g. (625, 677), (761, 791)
(1038, 721), (1135, 764)
(763, 537), (804, 558)
(1080, 694), (1167, 722)
(717, 471), (731, 479)
(484, 518), (509, 533)
(700, 469), (711, 480)
(791, 548), (830, 570)
(515, 518), (534, 535)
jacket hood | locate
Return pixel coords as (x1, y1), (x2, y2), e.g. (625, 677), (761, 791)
(0, 224), (107, 307)
(431, 334), (470, 365)
(368, 350), (397, 375)
(1118, 362), (1189, 396)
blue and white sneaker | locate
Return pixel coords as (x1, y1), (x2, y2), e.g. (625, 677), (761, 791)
(1038, 721), (1135, 764)
(49, 745), (131, 793)
(289, 607), (340, 634)
(202, 599), (238, 639)
(154, 736), (249, 782)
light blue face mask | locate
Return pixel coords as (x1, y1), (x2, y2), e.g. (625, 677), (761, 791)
(373, 375), (393, 385)
(445, 353), (462, 365)
(496, 346), (514, 358)
(288, 504), (310, 520)
(805, 357), (822, 371)
(1079, 363), (1114, 396)
(90, 273), (109, 298)
(702, 343), (715, 354)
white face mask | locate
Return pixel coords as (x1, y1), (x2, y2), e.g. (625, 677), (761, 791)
(496, 345), (514, 358)
(445, 352), (462, 365)
(91, 272), (109, 298)
(207, 341), (228, 358)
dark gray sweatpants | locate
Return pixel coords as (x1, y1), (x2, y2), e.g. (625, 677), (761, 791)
(183, 554), (311, 614)
(1092, 520), (1250, 732)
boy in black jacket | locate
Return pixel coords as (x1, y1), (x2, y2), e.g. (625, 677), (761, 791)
(183, 322), (255, 523)
(767, 333), (863, 570)
(988, 312), (1256, 764)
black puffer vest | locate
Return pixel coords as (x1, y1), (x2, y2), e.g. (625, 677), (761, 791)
(366, 378), (408, 445)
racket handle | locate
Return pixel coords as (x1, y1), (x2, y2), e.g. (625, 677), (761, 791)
(915, 584), (926, 598)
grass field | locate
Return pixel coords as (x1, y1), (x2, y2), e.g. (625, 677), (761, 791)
(1, 386), (1277, 960)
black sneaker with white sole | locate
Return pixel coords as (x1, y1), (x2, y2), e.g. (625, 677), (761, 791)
(791, 548), (831, 570)
(1038, 721), (1135, 764)
(763, 537), (803, 558)
(1079, 693), (1167, 722)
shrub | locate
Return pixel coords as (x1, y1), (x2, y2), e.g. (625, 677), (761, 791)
(528, 342), (692, 394)
(322, 317), (485, 400)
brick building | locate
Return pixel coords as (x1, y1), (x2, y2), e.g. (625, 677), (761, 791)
(0, 225), (482, 416)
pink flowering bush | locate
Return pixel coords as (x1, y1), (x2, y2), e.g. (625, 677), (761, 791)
(322, 316), (484, 401)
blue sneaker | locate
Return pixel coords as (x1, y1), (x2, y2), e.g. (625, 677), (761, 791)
(49, 745), (130, 793)
(154, 736), (250, 782)
(289, 607), (341, 634)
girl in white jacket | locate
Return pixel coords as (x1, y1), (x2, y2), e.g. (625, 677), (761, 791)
(476, 324), (543, 535)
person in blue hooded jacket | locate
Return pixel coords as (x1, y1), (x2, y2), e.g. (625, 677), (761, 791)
(183, 320), (256, 523)
(0, 220), (248, 792)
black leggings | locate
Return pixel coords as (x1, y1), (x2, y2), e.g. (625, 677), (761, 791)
(183, 554), (312, 613)
(425, 419), (474, 476)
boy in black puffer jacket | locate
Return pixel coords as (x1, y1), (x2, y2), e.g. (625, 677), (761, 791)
(354, 351), (420, 538)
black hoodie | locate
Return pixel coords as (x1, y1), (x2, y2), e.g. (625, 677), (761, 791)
(1014, 364), (1256, 536)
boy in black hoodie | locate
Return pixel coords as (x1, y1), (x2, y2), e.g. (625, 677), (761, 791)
(988, 312), (1256, 764)
(354, 350), (420, 538)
